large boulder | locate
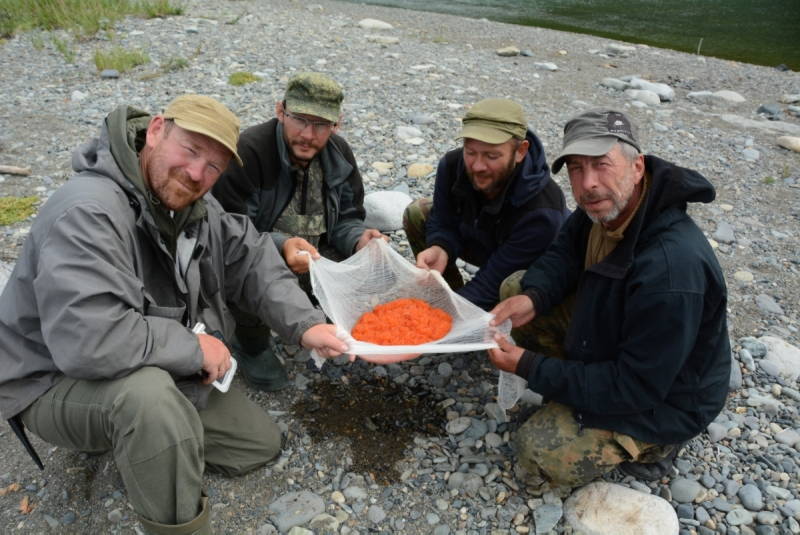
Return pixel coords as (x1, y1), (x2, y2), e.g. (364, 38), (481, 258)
(564, 482), (679, 535)
(363, 190), (413, 232)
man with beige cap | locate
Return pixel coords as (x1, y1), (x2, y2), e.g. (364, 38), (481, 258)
(0, 95), (349, 534)
(489, 109), (730, 490)
(213, 72), (383, 391)
(403, 97), (568, 310)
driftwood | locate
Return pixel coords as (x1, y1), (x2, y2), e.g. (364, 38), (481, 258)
(0, 165), (31, 176)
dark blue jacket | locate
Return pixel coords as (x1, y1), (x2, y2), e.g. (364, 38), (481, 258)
(426, 130), (569, 309)
(518, 155), (731, 444)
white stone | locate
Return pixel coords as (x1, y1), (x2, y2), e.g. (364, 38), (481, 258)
(0, 260), (12, 294)
(733, 270), (754, 282)
(777, 136), (800, 153)
(71, 90), (87, 102)
(371, 161), (393, 174)
(780, 94), (800, 104)
(534, 62), (558, 71)
(496, 46), (520, 57)
(624, 89), (661, 106)
(358, 18), (393, 30)
(713, 90), (746, 103)
(600, 77), (629, 91)
(760, 336), (800, 381)
(626, 77), (675, 101)
(721, 115), (800, 135)
(564, 482), (679, 535)
(363, 191), (412, 232)
(396, 125), (423, 141)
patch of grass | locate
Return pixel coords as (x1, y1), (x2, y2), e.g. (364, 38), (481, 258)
(228, 71), (261, 86)
(52, 35), (75, 63)
(94, 46), (149, 72)
(0, 0), (183, 38)
(762, 176), (776, 185)
(161, 55), (188, 72)
(30, 32), (44, 49)
(0, 196), (38, 226)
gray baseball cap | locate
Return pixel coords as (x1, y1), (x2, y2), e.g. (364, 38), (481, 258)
(551, 109), (641, 173)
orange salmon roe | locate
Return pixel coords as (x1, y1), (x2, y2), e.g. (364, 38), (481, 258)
(351, 298), (452, 346)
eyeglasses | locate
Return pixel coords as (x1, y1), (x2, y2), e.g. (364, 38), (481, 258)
(283, 110), (335, 135)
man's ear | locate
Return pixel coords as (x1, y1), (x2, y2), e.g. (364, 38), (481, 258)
(145, 115), (166, 150)
(275, 100), (285, 121)
(515, 139), (530, 164)
(633, 153), (645, 183)
(333, 112), (343, 134)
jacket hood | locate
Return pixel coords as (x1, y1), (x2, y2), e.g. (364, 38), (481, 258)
(507, 129), (553, 207)
(639, 155), (715, 232)
(72, 105), (206, 253)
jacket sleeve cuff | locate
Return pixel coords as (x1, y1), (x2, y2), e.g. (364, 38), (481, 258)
(515, 350), (543, 380)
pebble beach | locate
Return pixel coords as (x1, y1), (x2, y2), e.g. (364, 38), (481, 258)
(1, 0), (800, 533)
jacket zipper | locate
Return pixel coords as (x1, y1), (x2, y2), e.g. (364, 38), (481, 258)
(300, 167), (309, 215)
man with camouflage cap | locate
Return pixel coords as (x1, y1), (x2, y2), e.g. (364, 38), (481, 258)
(489, 109), (730, 490)
(0, 95), (349, 534)
(403, 98), (568, 310)
(213, 72), (383, 391)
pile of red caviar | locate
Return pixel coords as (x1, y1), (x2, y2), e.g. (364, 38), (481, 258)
(351, 298), (452, 346)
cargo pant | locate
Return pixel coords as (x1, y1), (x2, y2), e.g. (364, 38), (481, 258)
(498, 272), (675, 487)
(402, 197), (486, 291)
(21, 367), (281, 528)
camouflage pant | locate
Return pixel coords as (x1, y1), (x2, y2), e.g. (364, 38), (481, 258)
(402, 197), (485, 292)
(499, 273), (674, 487)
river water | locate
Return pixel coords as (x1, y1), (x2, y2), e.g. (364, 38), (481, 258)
(342, 0), (800, 70)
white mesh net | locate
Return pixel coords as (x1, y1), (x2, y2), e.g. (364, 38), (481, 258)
(308, 239), (527, 409)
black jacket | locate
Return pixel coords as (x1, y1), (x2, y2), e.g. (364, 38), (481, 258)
(426, 130), (569, 309)
(212, 118), (367, 256)
(518, 155), (731, 444)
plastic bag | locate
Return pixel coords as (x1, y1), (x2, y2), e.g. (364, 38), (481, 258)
(309, 239), (511, 360)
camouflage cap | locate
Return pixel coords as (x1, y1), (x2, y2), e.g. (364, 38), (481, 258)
(551, 109), (641, 174)
(459, 98), (527, 144)
(284, 72), (343, 123)
(163, 94), (243, 166)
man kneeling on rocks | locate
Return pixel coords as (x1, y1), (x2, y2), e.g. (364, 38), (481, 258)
(489, 109), (731, 490)
(403, 98), (569, 310)
(212, 72), (384, 391)
(0, 95), (348, 534)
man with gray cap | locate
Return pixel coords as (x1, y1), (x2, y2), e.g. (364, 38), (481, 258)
(489, 109), (730, 490)
(213, 72), (382, 391)
(403, 98), (568, 310)
(0, 95), (349, 534)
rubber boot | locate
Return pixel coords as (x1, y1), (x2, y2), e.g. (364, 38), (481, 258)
(619, 443), (683, 481)
(233, 324), (288, 392)
(138, 495), (211, 535)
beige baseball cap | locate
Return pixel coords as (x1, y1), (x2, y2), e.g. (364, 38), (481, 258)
(163, 94), (243, 166)
(459, 98), (527, 144)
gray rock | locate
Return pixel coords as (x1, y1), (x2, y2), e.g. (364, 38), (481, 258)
(756, 511), (781, 525)
(738, 484), (764, 511)
(755, 294), (784, 315)
(707, 422), (728, 442)
(309, 514), (339, 532)
(729, 359), (743, 391)
(61, 511), (77, 525)
(742, 148), (760, 161)
(713, 221), (736, 243)
(107, 508), (123, 522)
(625, 77), (675, 101)
(740, 337), (768, 357)
(446, 416), (472, 435)
(534, 503), (563, 534)
(368, 505), (386, 523)
(738, 348), (755, 370)
(774, 428), (800, 447)
(624, 88), (661, 106)
(534, 62), (559, 71)
(760, 336), (800, 381)
(726, 508), (754, 526)
(268, 491), (325, 533)
(100, 69), (119, 79)
(343, 486), (367, 501)
(496, 46), (520, 57)
(604, 43), (636, 57)
(44, 514), (60, 529)
(671, 478), (704, 503)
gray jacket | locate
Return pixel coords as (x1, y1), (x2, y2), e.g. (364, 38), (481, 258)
(0, 106), (324, 419)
